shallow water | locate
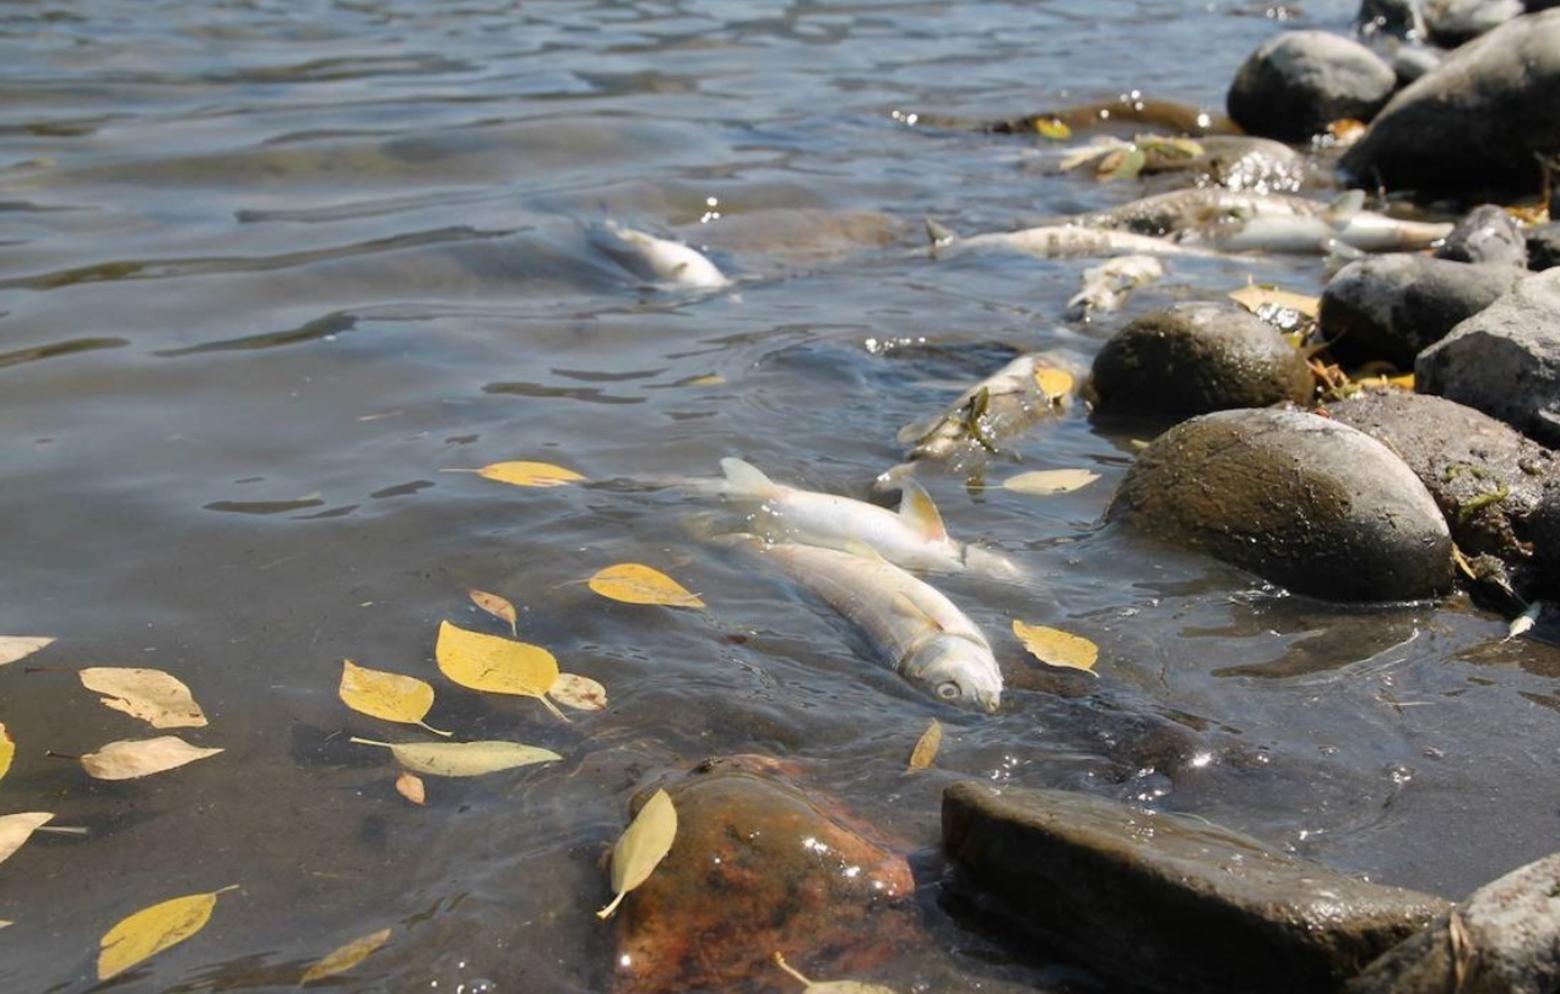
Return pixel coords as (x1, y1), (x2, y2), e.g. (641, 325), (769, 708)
(3, 1), (1559, 991)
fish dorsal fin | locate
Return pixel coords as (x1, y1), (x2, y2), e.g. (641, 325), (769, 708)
(891, 591), (947, 630)
(925, 218), (957, 250)
(897, 477), (949, 542)
(1325, 190), (1366, 226)
(719, 457), (779, 498)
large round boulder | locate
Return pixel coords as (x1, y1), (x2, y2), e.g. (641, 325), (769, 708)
(1105, 408), (1454, 601)
(1436, 205), (1529, 268)
(1423, 0), (1524, 45)
(1227, 31), (1398, 142)
(1090, 302), (1314, 416)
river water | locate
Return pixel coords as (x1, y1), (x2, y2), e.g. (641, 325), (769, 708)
(3, 1), (1558, 991)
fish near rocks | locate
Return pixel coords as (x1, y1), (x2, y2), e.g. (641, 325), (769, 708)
(611, 756), (916, 994)
(1064, 254), (1164, 321)
(591, 220), (730, 289)
(926, 217), (1218, 260)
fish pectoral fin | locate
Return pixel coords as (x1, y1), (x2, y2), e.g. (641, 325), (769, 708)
(1324, 190), (1366, 226)
(843, 539), (890, 564)
(898, 477), (949, 542)
(891, 591), (947, 630)
(719, 457), (780, 498)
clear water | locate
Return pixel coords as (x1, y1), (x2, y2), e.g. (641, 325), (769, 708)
(2, 1), (1557, 991)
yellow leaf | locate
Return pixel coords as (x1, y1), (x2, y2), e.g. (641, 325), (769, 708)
(1387, 372), (1414, 390)
(0, 812), (52, 867)
(1033, 117), (1071, 140)
(587, 563), (705, 609)
(0, 723), (13, 784)
(0, 920), (10, 929)
(681, 373), (725, 387)
(470, 461), (584, 488)
(338, 660), (449, 736)
(350, 737), (561, 777)
(1013, 620), (1099, 675)
(549, 673), (607, 711)
(300, 927), (392, 985)
(80, 736), (224, 781)
(1033, 367), (1074, 403)
(0, 636), (53, 667)
(774, 953), (900, 994)
(1326, 118), (1366, 146)
(97, 886), (237, 982)
(597, 788), (677, 920)
(78, 667), (208, 730)
(395, 771), (426, 805)
(468, 588), (518, 636)
(906, 719), (942, 773)
(1228, 283), (1320, 320)
(435, 620), (564, 720)
(1002, 469), (1101, 496)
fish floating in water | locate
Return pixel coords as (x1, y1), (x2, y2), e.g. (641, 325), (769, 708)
(926, 217), (1218, 260)
(1064, 254), (1164, 321)
(591, 221), (730, 289)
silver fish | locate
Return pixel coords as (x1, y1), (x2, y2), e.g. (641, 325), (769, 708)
(592, 221), (730, 288)
(1064, 254), (1164, 321)
(928, 217), (1216, 260)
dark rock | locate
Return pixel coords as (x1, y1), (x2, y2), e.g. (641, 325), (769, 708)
(1327, 391), (1560, 599)
(1436, 205), (1529, 267)
(1321, 254), (1528, 367)
(1228, 31), (1399, 142)
(1105, 408), (1454, 602)
(1417, 270), (1560, 446)
(1341, 11), (1560, 195)
(1423, 0), (1524, 45)
(612, 756), (916, 994)
(1346, 852), (1560, 994)
(1090, 302), (1314, 416)
(943, 782), (1451, 994)
(1529, 223), (1560, 271)
(1358, 0), (1428, 38)
(1391, 45), (1444, 86)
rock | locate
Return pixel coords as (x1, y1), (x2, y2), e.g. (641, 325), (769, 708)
(1436, 205), (1528, 267)
(1423, 0), (1524, 44)
(1528, 223), (1560, 272)
(1227, 31), (1399, 142)
(1341, 11), (1560, 195)
(1327, 391), (1560, 599)
(943, 782), (1451, 994)
(1358, 0), (1428, 38)
(1346, 852), (1560, 994)
(1321, 254), (1528, 367)
(611, 756), (916, 994)
(1417, 270), (1560, 446)
(1105, 408), (1454, 601)
(1089, 302), (1314, 416)
(1391, 45), (1444, 86)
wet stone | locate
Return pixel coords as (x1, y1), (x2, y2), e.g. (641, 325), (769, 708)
(942, 782), (1451, 994)
(1358, 0), (1428, 38)
(1226, 30), (1398, 142)
(1105, 407), (1454, 602)
(1423, 0), (1524, 45)
(1435, 205), (1528, 268)
(1391, 45), (1445, 86)
(1528, 223), (1560, 272)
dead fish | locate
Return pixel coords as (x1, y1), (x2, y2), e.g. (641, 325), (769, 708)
(591, 221), (730, 289)
(1076, 187), (1326, 237)
(927, 217), (1217, 260)
(1064, 254), (1164, 321)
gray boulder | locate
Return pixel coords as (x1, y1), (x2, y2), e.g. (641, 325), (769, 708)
(1423, 0), (1524, 44)
(1529, 223), (1560, 271)
(1106, 408), (1454, 601)
(1227, 31), (1398, 142)
(1358, 0), (1428, 38)
(1436, 205), (1528, 267)
(1417, 269), (1560, 446)
(1391, 45), (1444, 85)
(1090, 302), (1314, 416)
(1341, 11), (1560, 195)
(1347, 852), (1560, 994)
(1321, 254), (1528, 367)
(943, 782), (1451, 994)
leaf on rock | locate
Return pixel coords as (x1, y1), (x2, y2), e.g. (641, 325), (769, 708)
(300, 927), (392, 985)
(1228, 282), (1320, 320)
(549, 673), (607, 711)
(1002, 469), (1100, 496)
(906, 719), (942, 773)
(350, 737), (560, 777)
(597, 788), (677, 920)
(0, 636), (53, 667)
(588, 563), (705, 609)
(0, 812), (52, 867)
(471, 461), (584, 488)
(97, 886), (237, 982)
(80, 736), (224, 781)
(1032, 117), (1071, 140)
(1013, 620), (1099, 676)
(78, 667), (208, 730)
(435, 620), (564, 719)
(468, 588), (519, 636)
(338, 660), (448, 736)
(774, 952), (900, 994)
(394, 771), (426, 805)
(1033, 368), (1074, 403)
(0, 723), (13, 784)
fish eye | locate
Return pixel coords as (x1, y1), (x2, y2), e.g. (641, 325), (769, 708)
(936, 681), (961, 700)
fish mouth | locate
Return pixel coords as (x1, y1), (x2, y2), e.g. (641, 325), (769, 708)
(980, 694), (1001, 714)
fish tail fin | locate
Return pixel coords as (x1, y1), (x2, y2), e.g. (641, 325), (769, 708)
(719, 457), (781, 499)
(897, 477), (949, 542)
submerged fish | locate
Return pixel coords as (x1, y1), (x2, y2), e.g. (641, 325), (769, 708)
(591, 221), (730, 289)
(718, 457), (1021, 579)
(928, 217), (1214, 260)
(729, 537), (1003, 711)
(1077, 187), (1324, 236)
(1064, 254), (1164, 321)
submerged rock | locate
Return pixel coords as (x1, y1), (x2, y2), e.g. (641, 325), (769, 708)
(943, 782), (1450, 994)
(1089, 302), (1314, 416)
(1436, 205), (1529, 267)
(1106, 408), (1454, 601)
(611, 756), (916, 994)
(1341, 11), (1560, 195)
(1416, 270), (1560, 446)
(1321, 254), (1527, 367)
(1227, 31), (1398, 142)
(1346, 852), (1560, 994)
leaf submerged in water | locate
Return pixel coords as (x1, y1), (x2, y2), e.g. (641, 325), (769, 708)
(773, 952), (900, 994)
(906, 719), (942, 773)
(338, 660), (449, 737)
(1002, 469), (1100, 496)
(300, 927), (393, 984)
(78, 667), (208, 730)
(435, 619), (565, 720)
(598, 788), (677, 920)
(1033, 367), (1074, 403)
(80, 736), (224, 781)
(588, 563), (705, 609)
(97, 886), (238, 981)
(350, 737), (560, 777)
(1013, 620), (1099, 676)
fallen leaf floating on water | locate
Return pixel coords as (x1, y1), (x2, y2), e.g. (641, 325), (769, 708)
(435, 619), (566, 721)
(349, 737), (560, 777)
(300, 927), (393, 985)
(468, 588), (519, 636)
(80, 736), (224, 781)
(394, 771), (426, 805)
(587, 563), (705, 609)
(1033, 116), (1071, 140)
(549, 672), (607, 711)
(1013, 620), (1099, 676)
(1002, 469), (1101, 497)
(906, 719), (942, 773)
(457, 461), (585, 488)
(597, 788), (677, 920)
(338, 659), (450, 737)
(773, 952), (900, 994)
(0, 812), (53, 867)
(97, 885), (238, 982)
(0, 636), (53, 667)
(78, 667), (208, 730)
(0, 723), (13, 784)
(1227, 282), (1320, 320)
(1033, 368), (1074, 403)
